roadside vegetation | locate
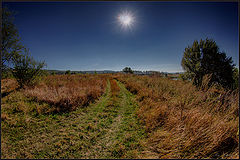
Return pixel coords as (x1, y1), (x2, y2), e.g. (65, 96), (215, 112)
(116, 74), (239, 159)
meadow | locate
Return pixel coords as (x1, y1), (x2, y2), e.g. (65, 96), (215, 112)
(1, 73), (239, 159)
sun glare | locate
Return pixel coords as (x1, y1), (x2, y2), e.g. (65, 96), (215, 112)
(117, 11), (135, 29)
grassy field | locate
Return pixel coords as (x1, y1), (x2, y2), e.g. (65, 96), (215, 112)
(1, 74), (239, 159)
(116, 74), (239, 159)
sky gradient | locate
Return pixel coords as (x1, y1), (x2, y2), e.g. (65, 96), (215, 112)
(3, 2), (239, 72)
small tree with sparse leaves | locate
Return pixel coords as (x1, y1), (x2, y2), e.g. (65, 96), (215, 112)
(12, 50), (46, 88)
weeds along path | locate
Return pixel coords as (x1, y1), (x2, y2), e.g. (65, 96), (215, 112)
(1, 80), (111, 159)
(1, 79), (146, 159)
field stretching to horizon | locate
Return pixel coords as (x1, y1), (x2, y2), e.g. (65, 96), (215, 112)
(1, 73), (239, 159)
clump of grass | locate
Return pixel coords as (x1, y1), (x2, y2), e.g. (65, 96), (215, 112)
(24, 74), (108, 113)
(110, 79), (120, 97)
(1, 113), (9, 121)
(1, 78), (18, 95)
(117, 74), (239, 159)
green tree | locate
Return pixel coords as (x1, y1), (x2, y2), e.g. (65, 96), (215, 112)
(1, 7), (25, 70)
(65, 70), (71, 75)
(122, 67), (133, 74)
(1, 68), (14, 79)
(51, 71), (56, 75)
(12, 50), (46, 88)
(179, 72), (192, 81)
(181, 38), (235, 89)
(41, 69), (50, 77)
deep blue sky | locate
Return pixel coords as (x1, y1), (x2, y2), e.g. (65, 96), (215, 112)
(3, 2), (239, 72)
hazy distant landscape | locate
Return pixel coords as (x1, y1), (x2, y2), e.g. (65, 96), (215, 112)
(1, 1), (239, 159)
(45, 69), (181, 76)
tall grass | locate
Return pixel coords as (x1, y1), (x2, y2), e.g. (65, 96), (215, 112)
(116, 74), (239, 159)
(24, 74), (108, 114)
(1, 78), (18, 93)
(110, 79), (120, 97)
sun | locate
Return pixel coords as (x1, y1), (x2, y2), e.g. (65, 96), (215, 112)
(117, 11), (135, 29)
(118, 14), (132, 26)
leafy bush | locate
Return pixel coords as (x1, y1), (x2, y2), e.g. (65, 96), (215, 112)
(181, 38), (235, 89)
(12, 52), (46, 88)
(179, 72), (192, 81)
(2, 68), (14, 79)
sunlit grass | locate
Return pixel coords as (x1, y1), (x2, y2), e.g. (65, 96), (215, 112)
(1, 74), (238, 159)
(116, 74), (239, 159)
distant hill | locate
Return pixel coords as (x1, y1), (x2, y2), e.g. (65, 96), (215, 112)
(44, 69), (183, 75)
(45, 70), (119, 75)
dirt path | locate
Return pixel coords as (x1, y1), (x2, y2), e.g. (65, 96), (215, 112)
(1, 79), (147, 159)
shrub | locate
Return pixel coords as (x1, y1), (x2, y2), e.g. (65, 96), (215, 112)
(2, 68), (14, 79)
(181, 38), (235, 89)
(12, 52), (46, 89)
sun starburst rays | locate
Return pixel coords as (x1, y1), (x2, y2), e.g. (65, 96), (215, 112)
(117, 11), (135, 30)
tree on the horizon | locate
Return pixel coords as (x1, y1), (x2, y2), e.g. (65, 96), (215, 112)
(65, 70), (71, 75)
(181, 38), (235, 89)
(122, 67), (133, 74)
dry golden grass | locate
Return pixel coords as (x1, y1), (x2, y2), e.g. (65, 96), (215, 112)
(110, 79), (120, 97)
(1, 78), (18, 93)
(1, 113), (9, 121)
(117, 74), (239, 159)
(24, 74), (108, 113)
